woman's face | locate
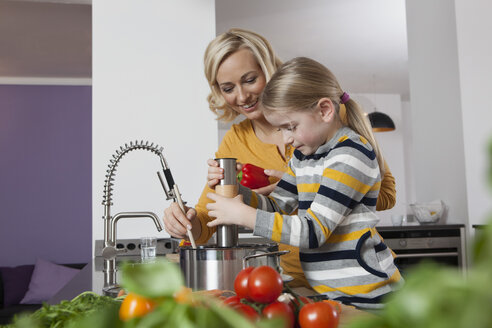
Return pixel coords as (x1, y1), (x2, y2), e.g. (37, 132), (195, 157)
(216, 48), (266, 120)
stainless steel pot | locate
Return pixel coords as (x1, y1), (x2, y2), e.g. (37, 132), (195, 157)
(179, 243), (288, 291)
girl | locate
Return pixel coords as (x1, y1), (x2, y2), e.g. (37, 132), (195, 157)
(206, 57), (403, 309)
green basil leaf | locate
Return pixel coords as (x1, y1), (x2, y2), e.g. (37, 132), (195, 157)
(120, 259), (184, 298)
(206, 302), (257, 328)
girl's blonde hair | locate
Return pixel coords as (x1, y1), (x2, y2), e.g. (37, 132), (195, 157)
(261, 57), (385, 176)
(204, 28), (282, 122)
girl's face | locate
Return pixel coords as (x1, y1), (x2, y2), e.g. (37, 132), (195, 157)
(264, 100), (336, 156)
(216, 48), (266, 121)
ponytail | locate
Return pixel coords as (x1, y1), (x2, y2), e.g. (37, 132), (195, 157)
(340, 99), (386, 176)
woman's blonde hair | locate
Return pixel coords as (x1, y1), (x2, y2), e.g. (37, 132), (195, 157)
(261, 57), (385, 175)
(204, 28), (282, 122)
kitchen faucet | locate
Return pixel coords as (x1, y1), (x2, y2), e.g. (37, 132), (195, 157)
(101, 211), (163, 261)
(100, 140), (183, 291)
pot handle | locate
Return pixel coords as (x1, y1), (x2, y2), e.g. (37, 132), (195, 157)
(242, 250), (290, 269)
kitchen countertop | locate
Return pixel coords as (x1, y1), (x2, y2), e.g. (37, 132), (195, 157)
(49, 257), (373, 327)
(376, 223), (465, 231)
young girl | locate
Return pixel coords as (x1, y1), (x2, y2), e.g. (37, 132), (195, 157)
(206, 57), (403, 309)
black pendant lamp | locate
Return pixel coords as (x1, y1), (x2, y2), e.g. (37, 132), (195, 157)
(368, 112), (395, 132)
(368, 74), (395, 132)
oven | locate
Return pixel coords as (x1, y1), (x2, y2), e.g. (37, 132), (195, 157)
(377, 224), (467, 276)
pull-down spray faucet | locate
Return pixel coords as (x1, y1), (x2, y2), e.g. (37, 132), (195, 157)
(100, 140), (184, 290)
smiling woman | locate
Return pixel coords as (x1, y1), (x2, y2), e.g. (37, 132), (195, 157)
(163, 28), (313, 288)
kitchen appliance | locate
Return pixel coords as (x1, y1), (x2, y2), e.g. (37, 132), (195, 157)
(378, 224), (466, 275)
(178, 157), (288, 291)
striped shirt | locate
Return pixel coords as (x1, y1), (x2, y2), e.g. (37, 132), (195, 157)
(240, 126), (403, 309)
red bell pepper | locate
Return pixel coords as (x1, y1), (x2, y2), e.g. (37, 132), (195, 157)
(237, 163), (270, 189)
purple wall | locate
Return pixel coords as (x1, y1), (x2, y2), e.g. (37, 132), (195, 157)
(0, 85), (91, 266)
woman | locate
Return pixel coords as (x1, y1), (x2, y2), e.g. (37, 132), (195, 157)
(163, 28), (396, 288)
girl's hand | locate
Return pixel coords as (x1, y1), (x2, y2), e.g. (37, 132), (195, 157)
(206, 193), (256, 229)
(252, 169), (284, 195)
(163, 203), (199, 239)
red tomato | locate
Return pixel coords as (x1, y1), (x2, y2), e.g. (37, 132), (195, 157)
(234, 267), (254, 300)
(119, 293), (155, 321)
(323, 299), (342, 315)
(233, 303), (260, 321)
(223, 295), (242, 306)
(247, 266), (283, 303)
(262, 301), (295, 328)
(298, 302), (339, 328)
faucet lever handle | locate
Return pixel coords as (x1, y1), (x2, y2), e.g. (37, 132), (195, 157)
(102, 246), (128, 260)
(157, 171), (175, 200)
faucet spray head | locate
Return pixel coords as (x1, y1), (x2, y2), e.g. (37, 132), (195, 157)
(102, 140), (164, 207)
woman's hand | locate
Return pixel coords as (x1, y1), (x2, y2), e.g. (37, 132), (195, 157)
(207, 158), (243, 189)
(207, 158), (223, 189)
(163, 202), (200, 239)
(252, 169), (284, 195)
(206, 193), (256, 230)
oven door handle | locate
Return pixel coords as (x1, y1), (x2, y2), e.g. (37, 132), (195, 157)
(395, 252), (459, 258)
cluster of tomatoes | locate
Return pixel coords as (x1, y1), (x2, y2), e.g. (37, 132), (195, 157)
(222, 265), (340, 328)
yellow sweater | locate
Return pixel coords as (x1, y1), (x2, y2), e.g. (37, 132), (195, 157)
(194, 119), (396, 288)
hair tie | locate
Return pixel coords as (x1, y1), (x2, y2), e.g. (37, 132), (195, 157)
(340, 92), (350, 104)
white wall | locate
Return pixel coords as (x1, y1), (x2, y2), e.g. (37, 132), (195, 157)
(455, 0), (492, 228)
(406, 0), (468, 225)
(400, 100), (415, 205)
(406, 0), (492, 233)
(352, 94), (407, 226)
(92, 0), (216, 252)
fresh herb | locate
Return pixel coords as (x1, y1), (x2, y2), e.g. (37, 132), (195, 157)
(346, 254), (492, 328)
(3, 291), (121, 328)
(119, 260), (184, 298)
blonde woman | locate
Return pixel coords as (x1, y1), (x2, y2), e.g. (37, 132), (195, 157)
(206, 57), (403, 308)
(163, 29), (396, 289)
